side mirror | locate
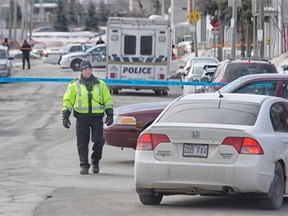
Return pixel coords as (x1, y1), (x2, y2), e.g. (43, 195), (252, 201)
(200, 77), (209, 82)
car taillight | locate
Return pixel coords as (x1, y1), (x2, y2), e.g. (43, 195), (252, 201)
(158, 74), (165, 79)
(110, 73), (117, 78)
(222, 137), (264, 155)
(136, 133), (170, 150)
(213, 79), (229, 90)
(43, 53), (48, 58)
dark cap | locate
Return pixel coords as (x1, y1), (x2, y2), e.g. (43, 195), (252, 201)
(80, 61), (92, 71)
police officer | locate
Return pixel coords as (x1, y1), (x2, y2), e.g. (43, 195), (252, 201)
(96, 37), (105, 45)
(20, 40), (32, 69)
(62, 60), (114, 175)
(2, 38), (9, 50)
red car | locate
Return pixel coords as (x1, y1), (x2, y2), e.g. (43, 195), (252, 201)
(104, 101), (171, 149)
(208, 58), (278, 92)
(105, 73), (288, 149)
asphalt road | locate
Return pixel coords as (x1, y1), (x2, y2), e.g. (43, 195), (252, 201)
(0, 59), (287, 216)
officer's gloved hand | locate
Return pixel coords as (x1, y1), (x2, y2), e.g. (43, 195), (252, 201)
(62, 110), (71, 129)
(105, 115), (113, 126)
(63, 118), (71, 129)
(105, 108), (114, 126)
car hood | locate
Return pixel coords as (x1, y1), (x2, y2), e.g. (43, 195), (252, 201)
(63, 51), (88, 58)
(114, 101), (171, 115)
(0, 59), (8, 64)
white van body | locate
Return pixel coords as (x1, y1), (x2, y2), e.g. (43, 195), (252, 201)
(106, 17), (171, 95)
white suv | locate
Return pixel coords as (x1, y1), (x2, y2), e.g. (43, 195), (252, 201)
(0, 45), (13, 77)
(60, 43), (106, 71)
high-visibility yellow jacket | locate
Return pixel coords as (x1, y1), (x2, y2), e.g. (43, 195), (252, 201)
(62, 78), (113, 116)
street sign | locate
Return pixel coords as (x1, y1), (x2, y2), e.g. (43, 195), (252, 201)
(187, 10), (201, 25)
(266, 36), (273, 44)
(258, 29), (263, 41)
(210, 17), (220, 28)
(211, 27), (219, 35)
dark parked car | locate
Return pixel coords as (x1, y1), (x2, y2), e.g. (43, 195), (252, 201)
(208, 58), (278, 92)
(105, 73), (288, 149)
(220, 73), (288, 98)
(104, 101), (171, 149)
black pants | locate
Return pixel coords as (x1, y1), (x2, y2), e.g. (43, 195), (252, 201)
(76, 116), (104, 169)
(22, 55), (30, 69)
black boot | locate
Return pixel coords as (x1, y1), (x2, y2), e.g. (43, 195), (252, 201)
(80, 167), (89, 175)
(92, 161), (100, 174)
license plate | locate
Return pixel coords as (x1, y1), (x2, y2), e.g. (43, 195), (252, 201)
(183, 144), (208, 158)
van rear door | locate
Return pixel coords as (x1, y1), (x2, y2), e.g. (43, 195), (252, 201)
(120, 29), (155, 80)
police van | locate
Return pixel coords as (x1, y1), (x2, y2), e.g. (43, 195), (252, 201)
(106, 17), (171, 96)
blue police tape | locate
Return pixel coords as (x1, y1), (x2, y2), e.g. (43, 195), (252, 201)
(0, 77), (228, 87)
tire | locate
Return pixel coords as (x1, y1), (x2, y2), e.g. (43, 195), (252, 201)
(71, 59), (82, 71)
(259, 162), (284, 210)
(139, 193), (163, 205)
(112, 90), (119, 94)
(162, 91), (168, 96)
(154, 90), (161, 96)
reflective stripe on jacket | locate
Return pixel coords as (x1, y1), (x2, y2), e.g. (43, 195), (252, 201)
(62, 78), (113, 114)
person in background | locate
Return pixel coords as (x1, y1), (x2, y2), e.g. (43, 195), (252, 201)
(96, 37), (105, 45)
(2, 38), (9, 50)
(62, 60), (114, 175)
(20, 40), (32, 70)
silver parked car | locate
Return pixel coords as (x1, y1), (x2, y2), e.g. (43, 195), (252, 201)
(0, 45), (13, 77)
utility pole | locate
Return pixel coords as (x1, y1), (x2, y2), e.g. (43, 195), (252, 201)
(29, 0), (34, 38)
(161, 0), (165, 16)
(0, 0), (2, 37)
(191, 0), (198, 57)
(40, 0), (44, 21)
(8, 0), (13, 38)
(231, 0), (238, 58)
(13, 0), (17, 39)
(20, 0), (26, 39)
(259, 0), (265, 58)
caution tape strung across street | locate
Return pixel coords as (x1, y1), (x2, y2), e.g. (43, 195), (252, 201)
(0, 77), (227, 87)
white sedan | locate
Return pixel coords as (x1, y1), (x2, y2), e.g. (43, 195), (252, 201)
(135, 93), (288, 210)
(182, 63), (218, 95)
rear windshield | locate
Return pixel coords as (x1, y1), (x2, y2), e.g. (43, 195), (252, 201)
(0, 50), (7, 59)
(225, 63), (277, 82)
(158, 100), (260, 126)
(193, 67), (204, 75)
(190, 58), (218, 65)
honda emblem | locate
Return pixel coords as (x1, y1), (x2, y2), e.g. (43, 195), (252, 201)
(192, 131), (200, 139)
